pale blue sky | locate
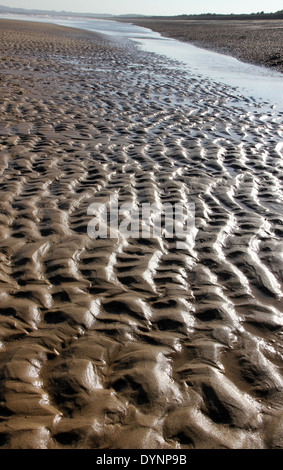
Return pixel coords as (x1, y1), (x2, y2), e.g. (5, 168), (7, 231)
(1, 0), (282, 15)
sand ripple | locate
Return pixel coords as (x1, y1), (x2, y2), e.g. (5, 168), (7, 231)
(0, 20), (283, 449)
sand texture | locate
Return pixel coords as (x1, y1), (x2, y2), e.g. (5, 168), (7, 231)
(0, 19), (283, 449)
(117, 18), (283, 72)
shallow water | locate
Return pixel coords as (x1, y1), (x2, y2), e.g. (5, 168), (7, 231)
(1, 14), (283, 111)
(51, 17), (283, 110)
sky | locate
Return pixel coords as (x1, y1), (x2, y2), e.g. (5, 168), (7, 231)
(1, 0), (282, 16)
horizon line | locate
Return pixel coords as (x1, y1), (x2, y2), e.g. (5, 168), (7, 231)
(0, 4), (282, 17)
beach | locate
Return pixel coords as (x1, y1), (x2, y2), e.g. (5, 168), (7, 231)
(0, 18), (283, 449)
(117, 18), (283, 72)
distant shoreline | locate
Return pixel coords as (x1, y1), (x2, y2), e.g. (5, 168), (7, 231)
(0, 3), (282, 21)
(116, 12), (283, 21)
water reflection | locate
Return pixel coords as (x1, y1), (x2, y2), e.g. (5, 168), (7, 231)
(1, 14), (282, 110)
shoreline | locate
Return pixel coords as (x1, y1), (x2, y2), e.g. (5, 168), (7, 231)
(116, 18), (283, 72)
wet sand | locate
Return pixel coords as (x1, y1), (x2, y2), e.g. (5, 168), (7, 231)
(1, 18), (283, 449)
(117, 18), (283, 72)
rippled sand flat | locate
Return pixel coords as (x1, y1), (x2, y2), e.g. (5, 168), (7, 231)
(0, 19), (283, 449)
